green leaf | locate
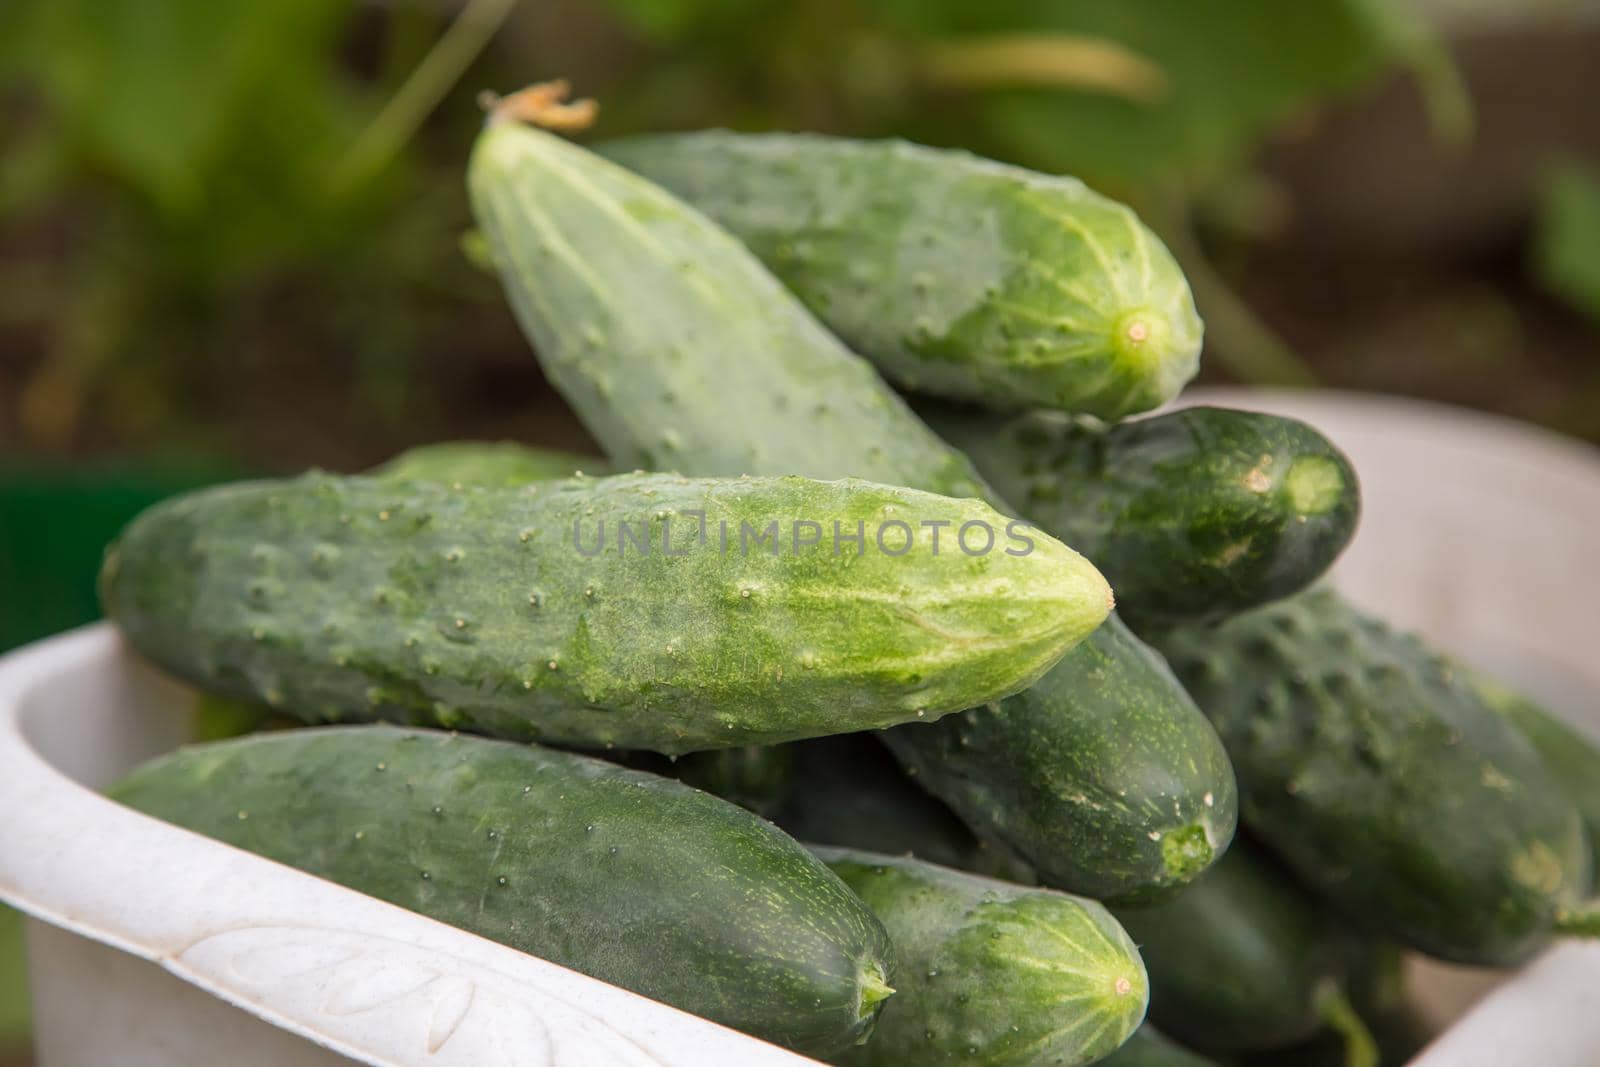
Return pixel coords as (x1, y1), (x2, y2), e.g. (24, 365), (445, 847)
(13, 0), (352, 219)
(869, 0), (1441, 185)
(1533, 164), (1600, 328)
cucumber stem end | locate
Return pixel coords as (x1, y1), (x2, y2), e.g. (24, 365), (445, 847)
(1315, 982), (1379, 1067)
(481, 80), (598, 131)
(859, 965), (896, 1016)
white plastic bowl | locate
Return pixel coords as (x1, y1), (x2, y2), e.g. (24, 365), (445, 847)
(1, 388), (1598, 1066)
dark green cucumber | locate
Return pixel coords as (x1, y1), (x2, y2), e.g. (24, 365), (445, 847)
(1340, 942), (1434, 1067)
(1148, 588), (1593, 964)
(374, 440), (606, 486)
(599, 131), (1202, 419)
(101, 470), (1109, 754)
(109, 727), (894, 1055)
(1096, 1027), (1221, 1067)
(676, 744), (797, 818)
(1473, 673), (1600, 852)
(470, 113), (1236, 899)
(885, 617), (1235, 903)
(818, 848), (1147, 1066)
(1240, 941), (1435, 1067)
(931, 405), (1360, 623)
(774, 735), (1035, 882)
(1112, 841), (1375, 1063)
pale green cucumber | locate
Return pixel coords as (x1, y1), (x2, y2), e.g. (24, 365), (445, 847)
(469, 120), (988, 496)
(110, 727), (894, 1055)
(818, 848), (1147, 1066)
(468, 112), (1236, 900)
(101, 470), (1107, 753)
(599, 131), (1202, 418)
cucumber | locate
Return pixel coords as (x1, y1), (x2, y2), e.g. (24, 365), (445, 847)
(930, 405), (1360, 622)
(598, 131), (1202, 419)
(1240, 941), (1435, 1067)
(469, 112), (1236, 899)
(469, 120), (990, 498)
(884, 617), (1235, 903)
(1340, 942), (1434, 1067)
(374, 440), (606, 486)
(1111, 841), (1375, 1064)
(1147, 588), (1594, 964)
(101, 470), (1110, 754)
(109, 727), (894, 1055)
(775, 735), (1035, 882)
(1473, 673), (1600, 852)
(1096, 1028), (1221, 1067)
(816, 848), (1147, 1066)
(676, 744), (797, 818)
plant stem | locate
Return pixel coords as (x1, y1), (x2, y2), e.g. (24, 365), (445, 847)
(1148, 195), (1317, 387)
(329, 0), (519, 197)
(916, 34), (1168, 104)
(1316, 983), (1378, 1067)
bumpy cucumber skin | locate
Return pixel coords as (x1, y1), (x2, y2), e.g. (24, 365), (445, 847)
(1111, 842), (1354, 1054)
(109, 727), (893, 1055)
(1148, 589), (1591, 965)
(469, 123), (989, 498)
(818, 848), (1147, 1067)
(1096, 1028), (1221, 1067)
(932, 405), (1360, 623)
(470, 121), (1237, 899)
(886, 619), (1236, 904)
(375, 441), (607, 486)
(1474, 674), (1600, 852)
(773, 735), (1036, 882)
(102, 470), (1106, 754)
(599, 131), (1202, 419)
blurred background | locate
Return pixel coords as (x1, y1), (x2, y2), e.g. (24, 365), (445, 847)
(1, 0), (1598, 1059)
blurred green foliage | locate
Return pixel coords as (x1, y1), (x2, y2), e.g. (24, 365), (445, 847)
(1, 0), (416, 264)
(593, 0), (1443, 189)
(1534, 164), (1600, 328)
(0, 0), (1462, 455)
(870, 0), (1430, 186)
(1, 0), (487, 451)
